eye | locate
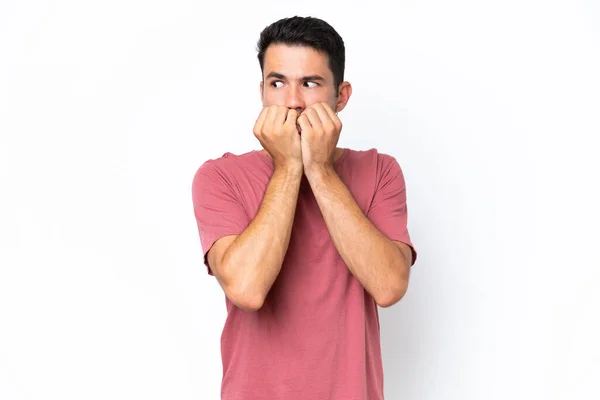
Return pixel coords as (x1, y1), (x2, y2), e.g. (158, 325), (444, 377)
(270, 80), (284, 88)
(304, 81), (318, 88)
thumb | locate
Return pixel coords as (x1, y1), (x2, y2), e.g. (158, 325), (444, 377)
(285, 108), (299, 125)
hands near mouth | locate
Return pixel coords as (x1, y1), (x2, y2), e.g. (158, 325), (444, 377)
(253, 102), (341, 173)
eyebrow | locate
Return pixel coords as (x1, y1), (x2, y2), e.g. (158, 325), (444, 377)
(265, 72), (326, 82)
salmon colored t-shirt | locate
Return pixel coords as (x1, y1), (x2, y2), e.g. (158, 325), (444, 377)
(192, 148), (417, 400)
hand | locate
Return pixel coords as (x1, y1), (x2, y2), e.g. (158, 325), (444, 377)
(297, 102), (342, 173)
(253, 105), (303, 171)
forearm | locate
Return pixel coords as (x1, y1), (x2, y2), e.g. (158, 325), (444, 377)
(221, 163), (303, 309)
(306, 166), (409, 307)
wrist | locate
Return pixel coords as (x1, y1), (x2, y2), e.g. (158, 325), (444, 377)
(275, 160), (304, 177)
(304, 163), (335, 182)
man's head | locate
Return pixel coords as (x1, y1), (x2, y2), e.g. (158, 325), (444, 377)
(256, 16), (352, 114)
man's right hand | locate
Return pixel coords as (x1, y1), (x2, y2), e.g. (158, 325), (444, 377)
(253, 105), (302, 170)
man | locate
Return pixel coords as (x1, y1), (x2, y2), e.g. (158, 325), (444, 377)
(192, 16), (417, 400)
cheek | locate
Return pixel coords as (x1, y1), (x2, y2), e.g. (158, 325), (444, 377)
(320, 87), (338, 101)
(304, 92), (332, 107)
(263, 90), (285, 106)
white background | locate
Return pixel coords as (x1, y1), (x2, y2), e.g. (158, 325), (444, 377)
(1, 0), (599, 399)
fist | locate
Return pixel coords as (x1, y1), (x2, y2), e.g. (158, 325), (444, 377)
(253, 105), (302, 169)
(296, 102), (342, 171)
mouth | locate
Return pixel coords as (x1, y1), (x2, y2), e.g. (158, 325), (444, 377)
(296, 124), (302, 135)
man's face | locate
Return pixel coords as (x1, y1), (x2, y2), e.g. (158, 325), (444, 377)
(260, 44), (341, 114)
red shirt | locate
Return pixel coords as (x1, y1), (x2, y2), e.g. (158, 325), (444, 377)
(192, 148), (417, 400)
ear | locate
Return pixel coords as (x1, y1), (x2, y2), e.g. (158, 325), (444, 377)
(335, 82), (352, 113)
(260, 81), (264, 103)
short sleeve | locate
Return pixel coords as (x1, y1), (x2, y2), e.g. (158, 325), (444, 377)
(191, 161), (249, 275)
(366, 154), (418, 266)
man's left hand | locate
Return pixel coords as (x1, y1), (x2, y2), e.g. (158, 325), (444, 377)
(297, 102), (342, 174)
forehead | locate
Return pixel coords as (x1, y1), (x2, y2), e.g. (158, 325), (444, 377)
(263, 44), (332, 79)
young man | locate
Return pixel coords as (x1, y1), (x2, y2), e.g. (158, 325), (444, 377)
(192, 16), (417, 400)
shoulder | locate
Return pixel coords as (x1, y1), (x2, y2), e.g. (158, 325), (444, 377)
(193, 149), (262, 178)
(342, 148), (406, 193)
(195, 149), (260, 173)
(343, 147), (401, 171)
(192, 149), (262, 191)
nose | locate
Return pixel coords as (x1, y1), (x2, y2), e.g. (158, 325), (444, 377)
(285, 85), (305, 112)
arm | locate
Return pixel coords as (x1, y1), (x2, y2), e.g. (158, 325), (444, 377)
(194, 106), (303, 311)
(210, 163), (303, 311)
(297, 102), (415, 307)
(305, 165), (412, 308)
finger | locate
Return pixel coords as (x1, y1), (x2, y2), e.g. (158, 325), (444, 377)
(303, 108), (323, 133)
(253, 107), (269, 136)
(274, 105), (289, 127)
(264, 105), (279, 131)
(311, 103), (332, 126)
(297, 113), (312, 135)
(284, 108), (299, 127)
(324, 103), (343, 130)
(321, 102), (339, 123)
(315, 102), (341, 131)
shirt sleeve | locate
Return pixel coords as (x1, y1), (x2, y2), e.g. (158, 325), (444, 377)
(366, 154), (418, 266)
(191, 161), (249, 275)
